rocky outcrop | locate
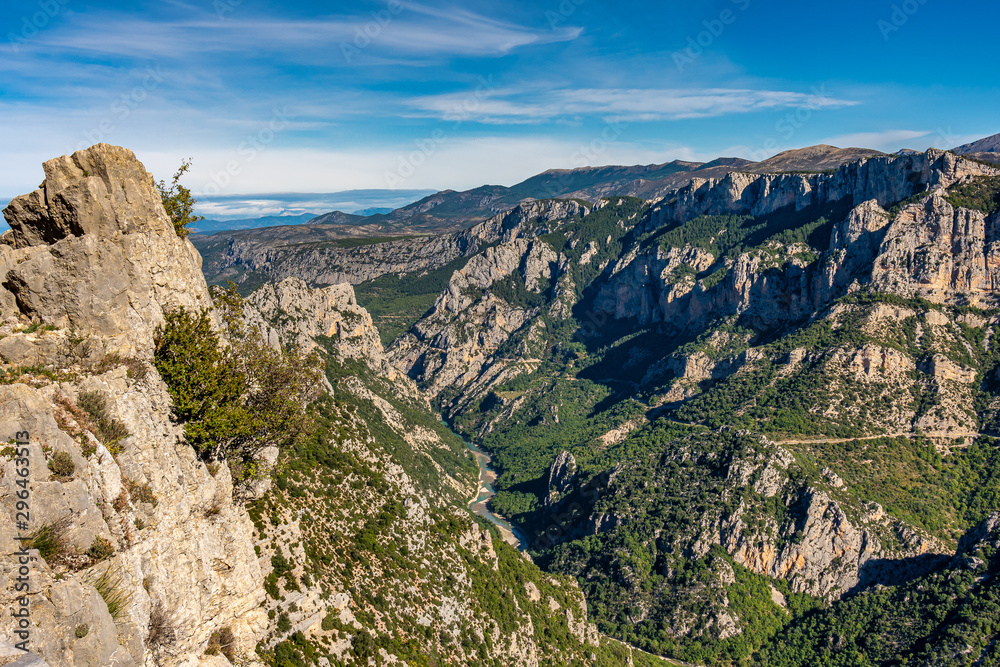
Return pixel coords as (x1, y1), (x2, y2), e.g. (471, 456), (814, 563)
(645, 149), (993, 231)
(1, 144), (212, 358)
(197, 199), (588, 289)
(545, 451), (577, 507)
(871, 193), (1000, 300)
(0, 145), (263, 666)
(244, 277), (384, 365)
(595, 152), (1000, 331)
(389, 234), (565, 406)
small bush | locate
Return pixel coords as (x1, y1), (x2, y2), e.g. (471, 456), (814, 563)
(154, 288), (323, 497)
(206, 627), (236, 661)
(47, 451), (75, 479)
(28, 517), (73, 565)
(86, 536), (115, 562)
(156, 160), (203, 238)
(89, 565), (133, 619)
(77, 390), (130, 451)
(75, 624), (89, 639)
(277, 613), (292, 633)
(147, 601), (175, 648)
(203, 493), (225, 518)
(124, 478), (157, 506)
(112, 490), (128, 512)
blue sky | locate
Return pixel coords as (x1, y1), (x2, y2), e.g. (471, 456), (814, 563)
(1, 0), (998, 217)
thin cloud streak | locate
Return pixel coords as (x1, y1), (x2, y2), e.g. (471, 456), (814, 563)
(409, 88), (861, 123)
(15, 4), (582, 62)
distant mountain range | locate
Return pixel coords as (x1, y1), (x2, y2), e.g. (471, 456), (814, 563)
(191, 134), (1000, 249)
(191, 213), (318, 234)
(954, 133), (1000, 154)
(192, 144), (894, 248)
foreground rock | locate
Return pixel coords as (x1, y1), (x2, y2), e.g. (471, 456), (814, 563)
(0, 145), (264, 666)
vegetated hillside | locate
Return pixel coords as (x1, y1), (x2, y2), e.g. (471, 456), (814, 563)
(192, 144), (881, 293)
(240, 279), (661, 666)
(0, 145), (679, 667)
(371, 148), (1000, 664)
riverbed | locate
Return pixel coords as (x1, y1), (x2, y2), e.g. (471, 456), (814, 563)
(454, 431), (530, 551)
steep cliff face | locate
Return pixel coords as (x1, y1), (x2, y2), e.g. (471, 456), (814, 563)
(594, 152), (1000, 332)
(1, 145), (212, 358)
(389, 238), (552, 399)
(196, 199), (588, 290)
(0, 145), (264, 666)
(244, 278), (386, 366)
(645, 149), (993, 230)
(366, 150), (1000, 663)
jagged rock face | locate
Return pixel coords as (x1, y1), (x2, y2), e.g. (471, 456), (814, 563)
(0, 144), (212, 358)
(546, 451), (577, 507)
(468, 199), (587, 245)
(0, 146), (263, 666)
(244, 277), (384, 363)
(389, 236), (560, 403)
(595, 153), (1000, 330)
(382, 201), (585, 410)
(646, 150), (992, 230)
(0, 375), (266, 667)
(3, 146), (174, 248)
(871, 194), (1000, 299)
(199, 199), (588, 289)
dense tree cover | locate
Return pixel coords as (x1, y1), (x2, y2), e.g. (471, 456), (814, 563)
(945, 174), (1000, 215)
(490, 271), (550, 310)
(758, 542), (1000, 667)
(536, 428), (820, 665)
(643, 199), (852, 265)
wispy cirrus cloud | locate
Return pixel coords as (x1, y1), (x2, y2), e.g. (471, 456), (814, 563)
(14, 3), (582, 62)
(408, 87), (860, 124)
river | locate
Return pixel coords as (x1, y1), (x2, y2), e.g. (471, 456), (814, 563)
(450, 428), (530, 551)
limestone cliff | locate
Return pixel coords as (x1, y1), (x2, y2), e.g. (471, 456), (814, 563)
(197, 199), (587, 290)
(0, 146), (634, 667)
(0, 145), (263, 666)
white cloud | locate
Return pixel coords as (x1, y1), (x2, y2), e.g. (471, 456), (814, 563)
(408, 87), (860, 124)
(18, 3), (581, 63)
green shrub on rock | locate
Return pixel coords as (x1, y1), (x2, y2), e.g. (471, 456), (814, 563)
(153, 286), (324, 496)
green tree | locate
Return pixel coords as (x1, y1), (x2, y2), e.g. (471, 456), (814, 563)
(153, 285), (324, 496)
(156, 159), (204, 238)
